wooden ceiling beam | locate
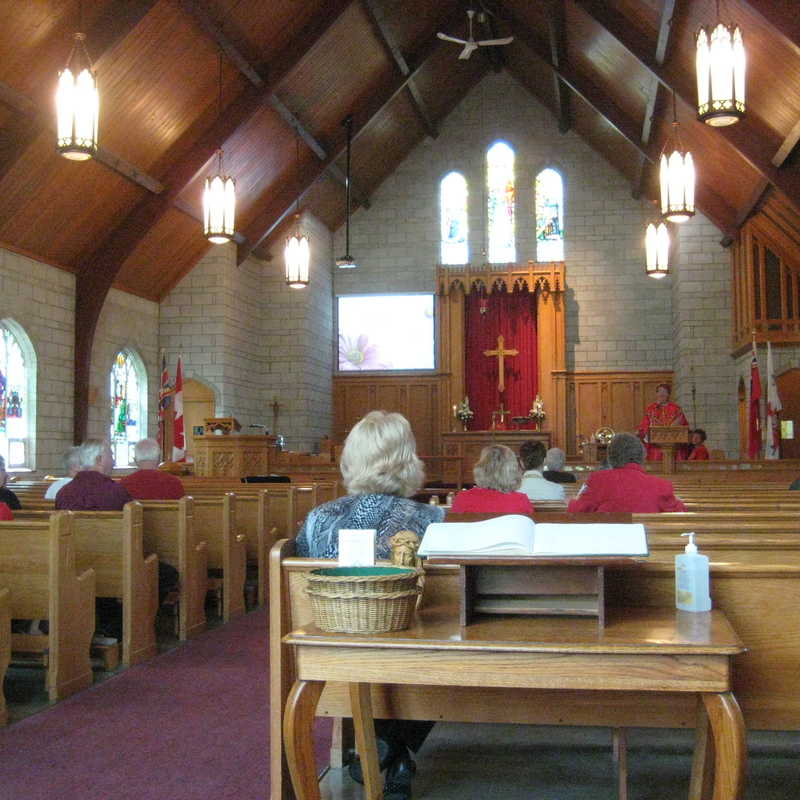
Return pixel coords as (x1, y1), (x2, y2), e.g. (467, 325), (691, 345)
(545, 0), (571, 134)
(574, 0), (800, 207)
(72, 0), (357, 444)
(739, 0), (800, 57)
(772, 119), (800, 168)
(360, 0), (438, 138)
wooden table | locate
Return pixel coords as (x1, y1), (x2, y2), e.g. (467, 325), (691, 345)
(283, 607), (746, 800)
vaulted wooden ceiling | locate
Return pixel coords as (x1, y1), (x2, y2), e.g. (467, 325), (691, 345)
(2, 0), (800, 310)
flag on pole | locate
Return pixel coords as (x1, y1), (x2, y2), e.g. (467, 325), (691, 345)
(173, 356), (185, 462)
(748, 339), (762, 460)
(157, 351), (171, 449)
(765, 342), (782, 459)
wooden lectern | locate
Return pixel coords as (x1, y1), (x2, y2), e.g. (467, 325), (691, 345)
(203, 417), (241, 435)
(648, 425), (689, 473)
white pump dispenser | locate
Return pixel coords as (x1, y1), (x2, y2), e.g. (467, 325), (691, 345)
(675, 532), (711, 612)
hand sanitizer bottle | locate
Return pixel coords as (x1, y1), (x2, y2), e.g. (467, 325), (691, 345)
(675, 532), (711, 612)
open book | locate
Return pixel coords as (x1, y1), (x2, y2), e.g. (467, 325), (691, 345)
(418, 515), (648, 558)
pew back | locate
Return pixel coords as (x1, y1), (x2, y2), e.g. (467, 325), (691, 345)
(0, 587), (9, 725)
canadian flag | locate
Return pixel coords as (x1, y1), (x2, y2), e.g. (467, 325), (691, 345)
(765, 342), (782, 459)
(172, 356), (185, 462)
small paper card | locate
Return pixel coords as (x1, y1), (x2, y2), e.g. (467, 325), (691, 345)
(338, 529), (376, 566)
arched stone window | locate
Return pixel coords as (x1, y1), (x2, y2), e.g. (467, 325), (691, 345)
(109, 349), (147, 468)
(535, 167), (564, 261)
(0, 319), (36, 469)
(440, 171), (468, 265)
(487, 141), (515, 264)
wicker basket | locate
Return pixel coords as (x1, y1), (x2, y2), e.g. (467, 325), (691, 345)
(306, 566), (423, 634)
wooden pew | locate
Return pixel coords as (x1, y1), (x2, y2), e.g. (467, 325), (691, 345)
(191, 494), (246, 622)
(139, 497), (207, 641)
(16, 503), (159, 666)
(269, 536), (800, 800)
(0, 587), (9, 725)
(0, 512), (95, 701)
(235, 491), (280, 607)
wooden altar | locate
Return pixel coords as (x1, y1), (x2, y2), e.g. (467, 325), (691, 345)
(441, 430), (551, 484)
(193, 434), (277, 477)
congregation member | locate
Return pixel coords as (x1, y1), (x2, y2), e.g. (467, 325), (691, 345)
(543, 447), (576, 483)
(296, 410), (441, 800)
(120, 438), (185, 499)
(55, 440), (132, 511)
(519, 441), (565, 502)
(568, 433), (687, 513)
(0, 455), (21, 510)
(637, 383), (688, 461)
(44, 446), (81, 499)
(451, 444), (533, 513)
(687, 428), (710, 461)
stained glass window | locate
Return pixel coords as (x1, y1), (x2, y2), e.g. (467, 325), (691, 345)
(0, 323), (33, 468)
(535, 167), (564, 261)
(109, 350), (145, 468)
(487, 141), (515, 264)
(440, 172), (468, 265)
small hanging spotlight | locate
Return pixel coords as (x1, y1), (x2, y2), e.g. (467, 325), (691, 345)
(336, 115), (358, 268)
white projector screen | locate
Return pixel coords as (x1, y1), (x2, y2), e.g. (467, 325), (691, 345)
(337, 294), (435, 371)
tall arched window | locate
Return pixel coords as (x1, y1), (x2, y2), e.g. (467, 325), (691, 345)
(109, 349), (147, 468)
(0, 320), (36, 469)
(535, 167), (564, 261)
(440, 171), (468, 264)
(487, 141), (515, 264)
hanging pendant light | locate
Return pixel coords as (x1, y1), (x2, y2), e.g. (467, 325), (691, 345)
(659, 92), (695, 223)
(203, 51), (236, 244)
(696, 1), (745, 127)
(56, 6), (99, 162)
(645, 222), (670, 279)
(335, 115), (358, 269)
(285, 129), (310, 288)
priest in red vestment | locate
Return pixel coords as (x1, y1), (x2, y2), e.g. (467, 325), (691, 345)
(637, 384), (688, 461)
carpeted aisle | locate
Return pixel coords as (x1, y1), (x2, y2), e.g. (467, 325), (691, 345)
(0, 609), (332, 800)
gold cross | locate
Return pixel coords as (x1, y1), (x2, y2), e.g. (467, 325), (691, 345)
(483, 334), (518, 392)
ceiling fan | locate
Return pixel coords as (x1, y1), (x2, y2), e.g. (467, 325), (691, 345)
(437, 8), (513, 60)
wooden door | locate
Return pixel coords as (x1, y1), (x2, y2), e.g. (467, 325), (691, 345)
(183, 379), (215, 461)
(776, 368), (800, 459)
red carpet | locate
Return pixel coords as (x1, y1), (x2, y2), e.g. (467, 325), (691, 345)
(0, 609), (332, 800)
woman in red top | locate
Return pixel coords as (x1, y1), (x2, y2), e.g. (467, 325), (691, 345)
(687, 428), (710, 460)
(637, 383), (689, 461)
(451, 444), (533, 514)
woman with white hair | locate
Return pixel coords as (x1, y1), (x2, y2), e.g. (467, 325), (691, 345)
(543, 446), (576, 484)
(451, 444), (533, 513)
(296, 410), (442, 800)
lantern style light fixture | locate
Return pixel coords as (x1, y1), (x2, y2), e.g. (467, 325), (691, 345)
(660, 92), (695, 224)
(696, 1), (745, 127)
(56, 27), (99, 161)
(285, 130), (310, 288)
(335, 115), (358, 269)
(203, 52), (236, 244)
(645, 222), (670, 279)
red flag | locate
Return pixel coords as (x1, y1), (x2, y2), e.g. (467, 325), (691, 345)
(748, 341), (762, 460)
(173, 356), (185, 462)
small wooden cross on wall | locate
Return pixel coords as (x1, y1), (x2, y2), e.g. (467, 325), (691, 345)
(483, 334), (519, 392)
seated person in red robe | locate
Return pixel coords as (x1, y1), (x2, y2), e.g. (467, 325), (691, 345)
(687, 429), (710, 461)
(568, 433), (687, 513)
(637, 383), (688, 461)
(451, 444), (533, 514)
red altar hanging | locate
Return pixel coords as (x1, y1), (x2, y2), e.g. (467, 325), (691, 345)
(464, 287), (538, 430)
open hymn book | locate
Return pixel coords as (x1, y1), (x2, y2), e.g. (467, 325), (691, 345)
(418, 515), (648, 558)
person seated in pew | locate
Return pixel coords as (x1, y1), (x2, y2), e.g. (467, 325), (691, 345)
(120, 438), (185, 500)
(451, 444), (533, 513)
(296, 410), (442, 800)
(687, 428), (710, 461)
(55, 440), (132, 512)
(0, 455), (21, 510)
(543, 447), (577, 484)
(790, 476), (800, 491)
(568, 433), (687, 514)
(519, 441), (565, 502)
(45, 446), (81, 500)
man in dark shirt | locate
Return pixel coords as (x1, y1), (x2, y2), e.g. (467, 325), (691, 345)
(120, 438), (184, 500)
(542, 447), (577, 484)
(56, 440), (132, 511)
(0, 455), (21, 509)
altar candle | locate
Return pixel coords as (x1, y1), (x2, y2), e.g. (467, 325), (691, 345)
(452, 404), (458, 417)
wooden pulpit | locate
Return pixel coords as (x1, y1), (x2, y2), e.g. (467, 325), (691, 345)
(203, 417), (241, 435)
(649, 425), (689, 473)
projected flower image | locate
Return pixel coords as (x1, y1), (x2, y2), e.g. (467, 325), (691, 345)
(338, 334), (391, 370)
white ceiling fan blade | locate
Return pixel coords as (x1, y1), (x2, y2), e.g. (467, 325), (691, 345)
(476, 36), (514, 47)
(438, 32), (468, 45)
(459, 42), (478, 60)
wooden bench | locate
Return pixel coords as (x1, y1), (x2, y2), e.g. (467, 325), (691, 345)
(16, 503), (159, 667)
(140, 497), (208, 640)
(0, 587), (9, 725)
(269, 533), (800, 800)
(0, 512), (95, 701)
(234, 491), (280, 607)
